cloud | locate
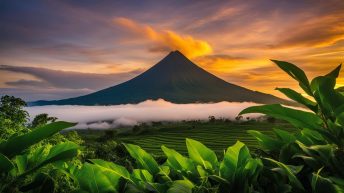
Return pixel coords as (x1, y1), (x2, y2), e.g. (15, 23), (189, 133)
(25, 99), (261, 130)
(275, 14), (344, 48)
(0, 87), (92, 101)
(5, 79), (51, 88)
(194, 54), (249, 72)
(0, 65), (143, 90)
(113, 17), (212, 58)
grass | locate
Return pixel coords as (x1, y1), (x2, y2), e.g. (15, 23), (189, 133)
(78, 120), (295, 156)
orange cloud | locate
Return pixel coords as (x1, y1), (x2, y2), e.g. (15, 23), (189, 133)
(114, 17), (212, 58)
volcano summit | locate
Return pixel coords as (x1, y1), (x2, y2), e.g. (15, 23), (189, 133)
(32, 51), (286, 105)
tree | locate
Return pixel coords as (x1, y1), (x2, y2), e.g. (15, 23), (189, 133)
(0, 95), (28, 125)
(30, 113), (58, 128)
(0, 95), (29, 141)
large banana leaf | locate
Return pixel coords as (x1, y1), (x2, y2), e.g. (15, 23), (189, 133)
(166, 180), (194, 193)
(247, 130), (284, 151)
(124, 143), (160, 175)
(311, 169), (337, 193)
(265, 158), (304, 191)
(0, 153), (14, 173)
(186, 138), (218, 171)
(19, 172), (55, 193)
(220, 141), (251, 181)
(75, 162), (121, 193)
(18, 142), (79, 178)
(311, 76), (344, 118)
(240, 104), (322, 130)
(90, 159), (131, 182)
(275, 88), (317, 112)
(271, 60), (313, 96)
(161, 145), (197, 175)
(0, 121), (77, 158)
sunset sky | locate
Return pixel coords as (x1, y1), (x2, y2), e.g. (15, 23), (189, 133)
(1, 0), (343, 101)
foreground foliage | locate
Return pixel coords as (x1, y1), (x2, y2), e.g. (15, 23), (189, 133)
(240, 60), (344, 192)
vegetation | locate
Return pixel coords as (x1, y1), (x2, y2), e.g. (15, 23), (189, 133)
(0, 96), (81, 193)
(80, 120), (294, 157)
(0, 60), (343, 192)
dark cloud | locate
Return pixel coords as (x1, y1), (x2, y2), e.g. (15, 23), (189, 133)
(0, 65), (143, 90)
(0, 87), (92, 101)
(5, 79), (51, 88)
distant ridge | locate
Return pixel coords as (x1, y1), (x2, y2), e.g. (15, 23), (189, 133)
(32, 51), (289, 106)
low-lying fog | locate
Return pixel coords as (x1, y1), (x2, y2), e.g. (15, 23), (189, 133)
(25, 99), (262, 130)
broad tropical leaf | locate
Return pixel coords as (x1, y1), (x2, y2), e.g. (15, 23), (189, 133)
(186, 138), (218, 171)
(311, 76), (344, 118)
(275, 88), (317, 112)
(124, 143), (160, 175)
(265, 158), (304, 191)
(220, 141), (251, 180)
(75, 163), (121, 193)
(161, 145), (196, 175)
(0, 153), (14, 173)
(311, 169), (337, 193)
(325, 64), (342, 78)
(19, 142), (79, 177)
(240, 104), (322, 130)
(271, 60), (312, 96)
(90, 159), (131, 182)
(167, 180), (194, 193)
(247, 130), (284, 151)
(19, 173), (55, 193)
(0, 121), (77, 158)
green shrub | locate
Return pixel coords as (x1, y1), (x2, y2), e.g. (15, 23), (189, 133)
(0, 122), (78, 193)
(240, 60), (344, 192)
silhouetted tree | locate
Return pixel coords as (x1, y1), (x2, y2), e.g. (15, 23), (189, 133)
(30, 113), (58, 128)
(0, 95), (28, 125)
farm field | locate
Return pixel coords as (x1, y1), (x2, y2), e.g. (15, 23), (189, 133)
(78, 121), (295, 156)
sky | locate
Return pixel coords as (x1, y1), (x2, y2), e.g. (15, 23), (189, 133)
(0, 0), (343, 101)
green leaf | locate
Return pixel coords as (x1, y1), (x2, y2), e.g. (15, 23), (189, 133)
(275, 88), (317, 112)
(90, 159), (131, 182)
(161, 145), (196, 175)
(196, 165), (207, 178)
(0, 153), (14, 173)
(337, 112), (344, 126)
(220, 141), (251, 181)
(311, 76), (344, 118)
(124, 143), (160, 175)
(41, 142), (79, 165)
(336, 86), (344, 94)
(75, 162), (120, 193)
(247, 130), (284, 151)
(296, 141), (335, 165)
(186, 138), (218, 171)
(298, 129), (325, 145)
(240, 104), (322, 130)
(167, 180), (194, 193)
(265, 158), (304, 191)
(20, 173), (55, 193)
(273, 129), (296, 144)
(311, 169), (337, 193)
(271, 60), (312, 96)
(15, 155), (28, 174)
(19, 142), (79, 178)
(131, 169), (153, 183)
(0, 121), (77, 158)
(325, 64), (342, 78)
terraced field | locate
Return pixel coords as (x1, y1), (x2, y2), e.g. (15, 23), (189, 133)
(80, 121), (295, 156)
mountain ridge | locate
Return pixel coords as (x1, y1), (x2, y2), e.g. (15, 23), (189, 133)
(31, 51), (289, 106)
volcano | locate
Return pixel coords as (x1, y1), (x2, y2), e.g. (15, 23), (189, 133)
(32, 51), (287, 106)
